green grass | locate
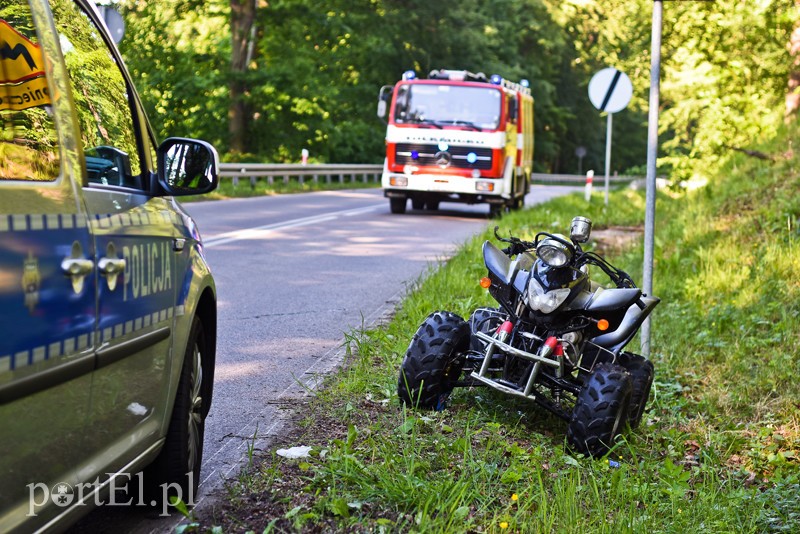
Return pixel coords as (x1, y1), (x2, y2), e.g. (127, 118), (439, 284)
(197, 126), (800, 533)
(180, 175), (379, 202)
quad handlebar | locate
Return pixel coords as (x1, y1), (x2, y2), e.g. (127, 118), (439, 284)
(493, 226), (637, 289)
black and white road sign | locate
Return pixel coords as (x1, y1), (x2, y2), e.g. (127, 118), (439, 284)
(588, 68), (632, 114)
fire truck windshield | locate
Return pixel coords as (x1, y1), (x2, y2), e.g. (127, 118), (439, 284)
(393, 84), (502, 131)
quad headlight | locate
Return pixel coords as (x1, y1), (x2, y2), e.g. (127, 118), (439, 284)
(536, 237), (572, 268)
(527, 277), (571, 314)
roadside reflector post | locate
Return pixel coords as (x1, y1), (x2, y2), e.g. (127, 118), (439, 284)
(585, 170), (594, 202)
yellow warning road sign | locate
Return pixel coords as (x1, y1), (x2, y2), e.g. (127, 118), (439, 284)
(0, 19), (51, 111)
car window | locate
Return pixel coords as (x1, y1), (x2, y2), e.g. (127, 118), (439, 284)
(51, 0), (142, 189)
(0, 1), (60, 182)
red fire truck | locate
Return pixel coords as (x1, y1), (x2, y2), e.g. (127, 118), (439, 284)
(377, 69), (534, 216)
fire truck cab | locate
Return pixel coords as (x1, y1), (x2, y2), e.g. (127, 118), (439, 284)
(377, 69), (534, 217)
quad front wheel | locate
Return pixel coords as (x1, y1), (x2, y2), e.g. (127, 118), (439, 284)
(567, 363), (632, 457)
(398, 311), (470, 410)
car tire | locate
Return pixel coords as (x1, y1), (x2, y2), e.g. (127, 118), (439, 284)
(143, 316), (207, 507)
(398, 311), (469, 410)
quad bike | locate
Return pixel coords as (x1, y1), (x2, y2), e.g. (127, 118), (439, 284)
(397, 216), (659, 456)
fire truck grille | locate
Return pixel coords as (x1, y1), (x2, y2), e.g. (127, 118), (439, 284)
(394, 143), (493, 170)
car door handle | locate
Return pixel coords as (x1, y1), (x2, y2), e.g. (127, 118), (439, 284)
(61, 257), (94, 294)
(98, 257), (126, 291)
(61, 258), (94, 276)
(98, 257), (126, 275)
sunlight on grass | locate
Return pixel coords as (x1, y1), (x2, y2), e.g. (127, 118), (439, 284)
(210, 124), (800, 533)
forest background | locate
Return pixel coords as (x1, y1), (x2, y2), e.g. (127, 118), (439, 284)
(113, 0), (799, 183)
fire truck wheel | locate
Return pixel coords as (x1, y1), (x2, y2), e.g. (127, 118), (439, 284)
(390, 197), (407, 214)
(412, 199), (425, 210)
(425, 200), (440, 211)
(489, 204), (503, 218)
(398, 311), (470, 410)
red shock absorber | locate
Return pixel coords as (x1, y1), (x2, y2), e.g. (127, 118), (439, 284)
(496, 320), (514, 343)
(538, 336), (559, 358)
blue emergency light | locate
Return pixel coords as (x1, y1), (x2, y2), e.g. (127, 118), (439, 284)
(402, 70), (416, 80)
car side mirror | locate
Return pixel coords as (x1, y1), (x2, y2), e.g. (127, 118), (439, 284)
(377, 85), (393, 122)
(157, 138), (219, 196)
(508, 99), (518, 121)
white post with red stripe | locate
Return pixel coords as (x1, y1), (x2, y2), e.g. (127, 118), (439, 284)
(585, 170), (594, 202)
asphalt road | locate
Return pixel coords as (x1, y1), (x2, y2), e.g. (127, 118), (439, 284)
(69, 185), (579, 533)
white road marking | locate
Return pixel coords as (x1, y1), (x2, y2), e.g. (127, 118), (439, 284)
(203, 204), (383, 247)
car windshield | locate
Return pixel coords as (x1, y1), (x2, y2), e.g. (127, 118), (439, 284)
(393, 84), (502, 131)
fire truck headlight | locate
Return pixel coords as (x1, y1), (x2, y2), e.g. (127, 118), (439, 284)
(476, 181), (494, 192)
(471, 168), (482, 179)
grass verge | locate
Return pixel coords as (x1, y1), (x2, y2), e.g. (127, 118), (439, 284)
(194, 128), (800, 533)
(180, 177), (378, 202)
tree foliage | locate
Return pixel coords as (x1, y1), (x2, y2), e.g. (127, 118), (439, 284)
(112, 0), (798, 177)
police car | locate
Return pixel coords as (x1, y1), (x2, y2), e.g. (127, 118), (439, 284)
(0, 0), (219, 531)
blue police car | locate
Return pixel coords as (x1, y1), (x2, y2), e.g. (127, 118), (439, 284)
(0, 0), (219, 530)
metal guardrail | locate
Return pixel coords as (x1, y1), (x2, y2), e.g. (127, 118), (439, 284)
(219, 163), (383, 187)
(530, 173), (641, 184)
(217, 163), (642, 188)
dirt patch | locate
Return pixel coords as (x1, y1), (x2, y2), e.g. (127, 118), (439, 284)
(590, 225), (643, 255)
(193, 389), (392, 532)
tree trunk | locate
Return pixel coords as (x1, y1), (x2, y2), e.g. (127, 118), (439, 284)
(787, 4), (800, 121)
(229, 0), (257, 154)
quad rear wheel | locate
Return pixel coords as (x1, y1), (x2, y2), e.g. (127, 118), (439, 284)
(467, 307), (503, 352)
(616, 352), (654, 429)
(567, 363), (632, 457)
(398, 311), (470, 410)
